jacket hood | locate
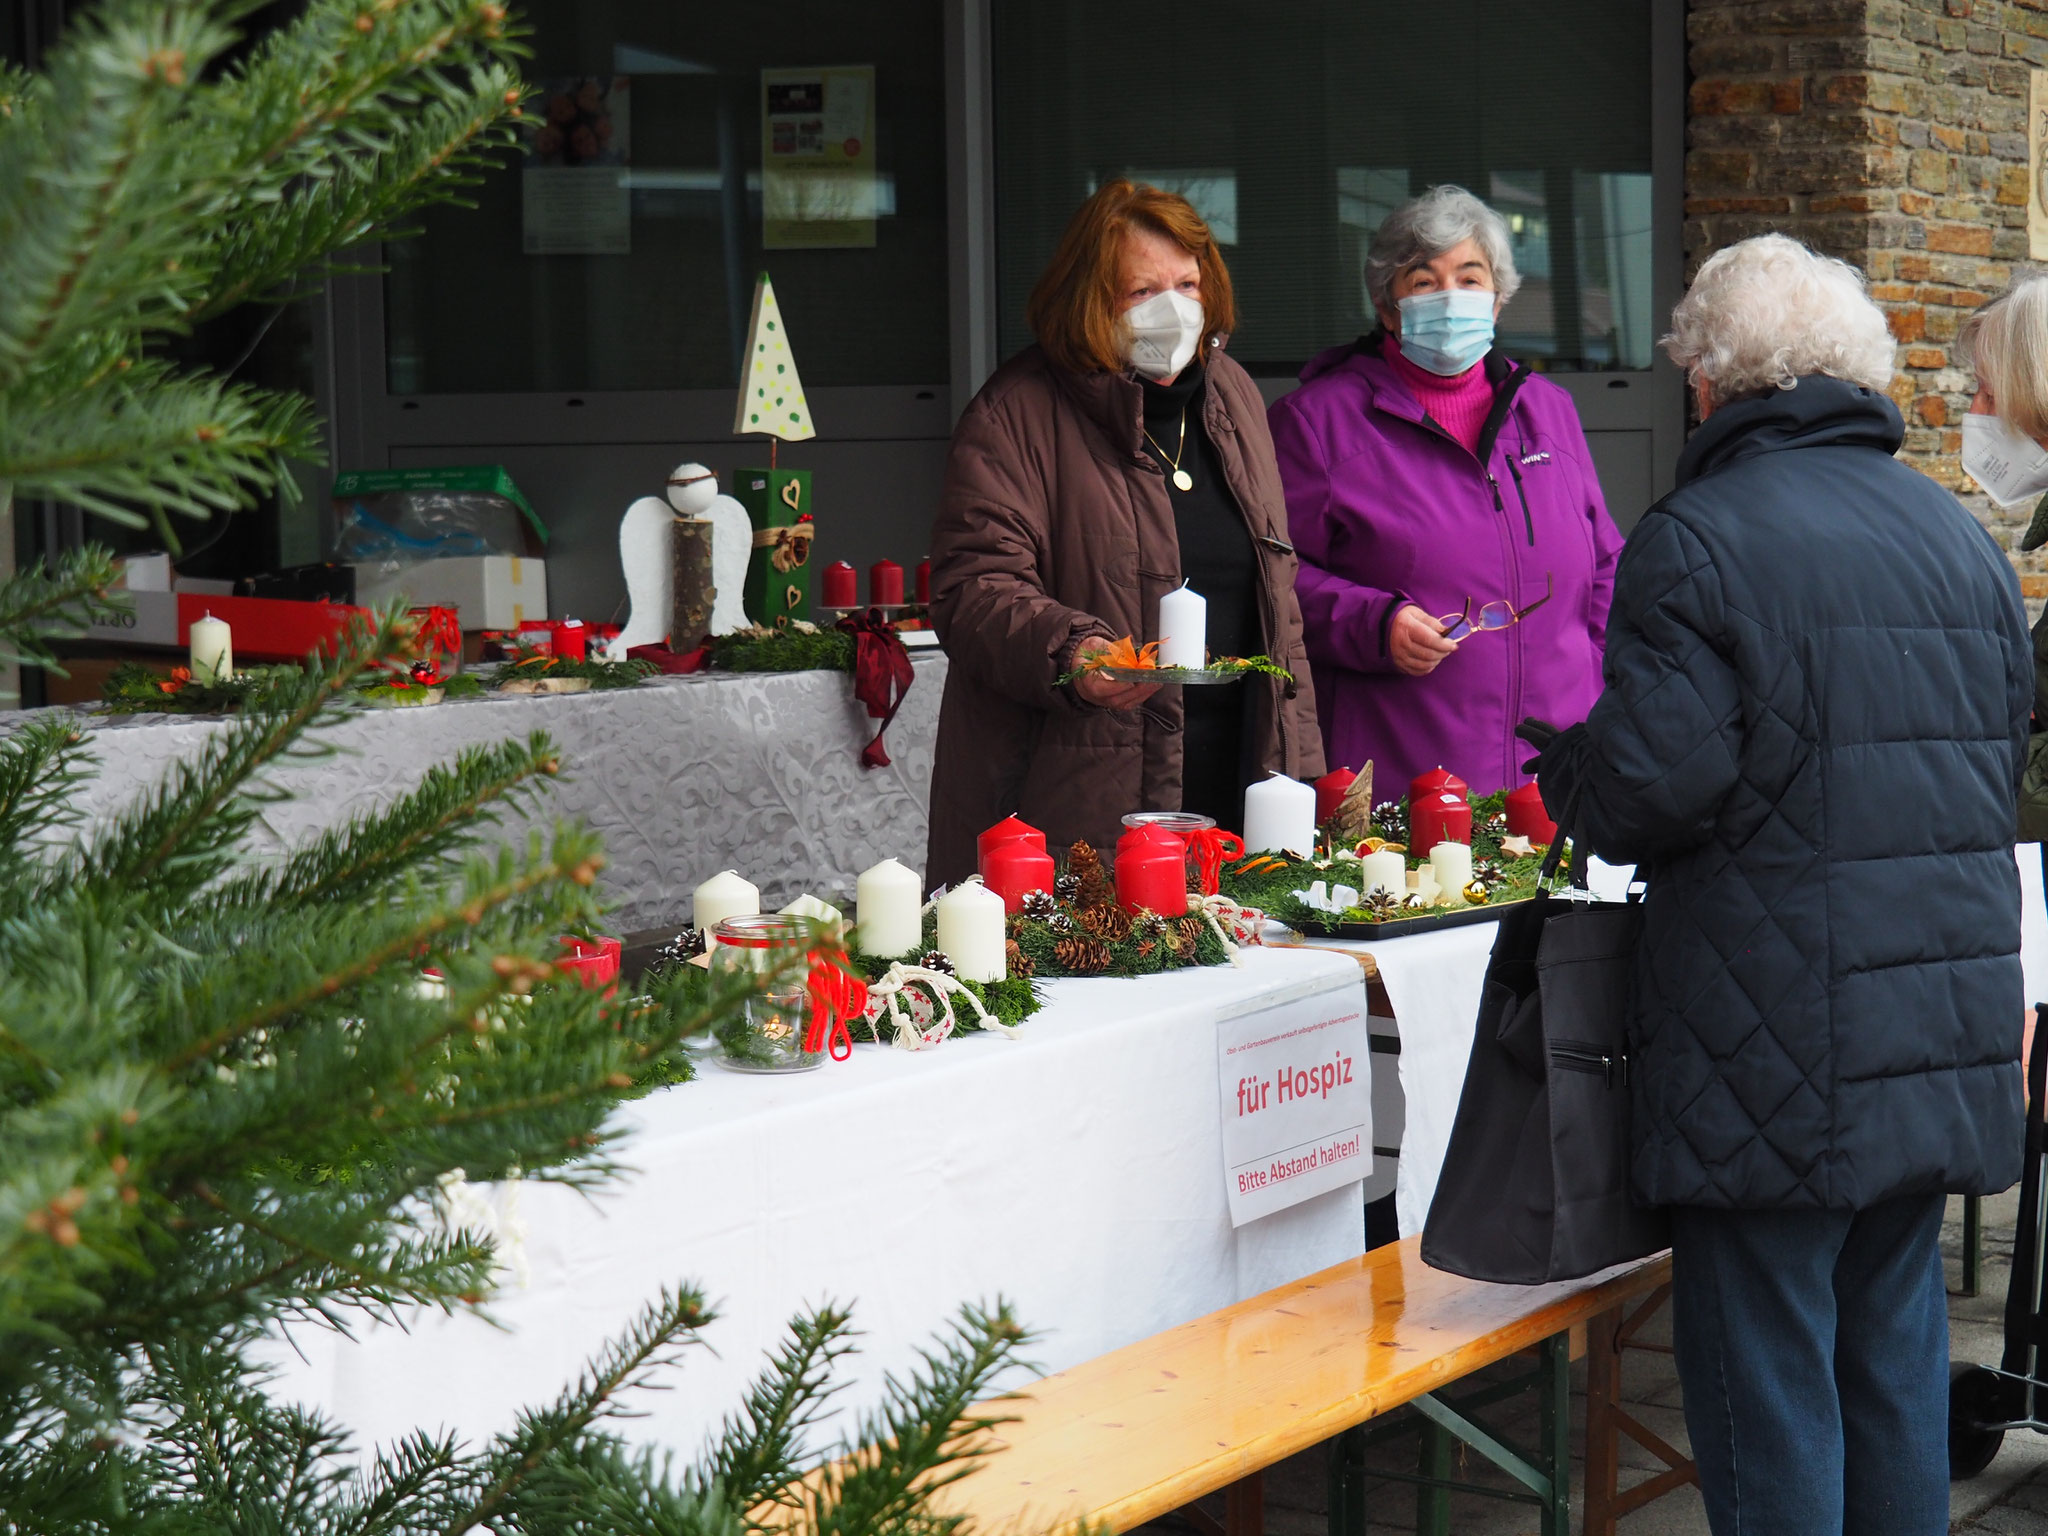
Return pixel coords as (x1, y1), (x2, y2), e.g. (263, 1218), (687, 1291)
(1676, 375), (1906, 486)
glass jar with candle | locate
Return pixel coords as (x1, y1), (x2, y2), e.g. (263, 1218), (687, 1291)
(1121, 811), (1239, 899)
(709, 915), (821, 1073)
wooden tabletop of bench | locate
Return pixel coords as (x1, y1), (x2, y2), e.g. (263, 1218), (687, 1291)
(932, 1236), (1673, 1536)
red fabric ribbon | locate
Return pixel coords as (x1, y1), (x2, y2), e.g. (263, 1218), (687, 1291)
(408, 606), (461, 664)
(803, 951), (868, 1061)
(1187, 828), (1245, 896)
(835, 610), (916, 769)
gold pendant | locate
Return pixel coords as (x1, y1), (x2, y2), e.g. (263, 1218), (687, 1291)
(1172, 469), (1194, 492)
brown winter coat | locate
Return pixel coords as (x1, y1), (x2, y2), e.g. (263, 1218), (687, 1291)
(924, 344), (1323, 888)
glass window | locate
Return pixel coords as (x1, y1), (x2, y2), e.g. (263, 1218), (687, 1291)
(992, 0), (1653, 373)
(384, 0), (948, 394)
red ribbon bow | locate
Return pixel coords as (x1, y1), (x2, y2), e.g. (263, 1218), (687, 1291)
(1187, 828), (1245, 896)
(835, 611), (916, 769)
(803, 951), (868, 1061)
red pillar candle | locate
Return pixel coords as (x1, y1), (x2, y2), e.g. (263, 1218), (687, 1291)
(1410, 789), (1473, 851)
(1314, 767), (1358, 826)
(1505, 781), (1557, 843)
(915, 556), (931, 605)
(1114, 823), (1189, 916)
(977, 815), (1046, 880)
(550, 620), (588, 661)
(869, 559), (905, 606)
(984, 840), (1056, 914)
(822, 560), (858, 608)
(1408, 765), (1471, 806)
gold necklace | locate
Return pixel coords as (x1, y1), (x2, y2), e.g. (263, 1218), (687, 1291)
(1142, 407), (1195, 492)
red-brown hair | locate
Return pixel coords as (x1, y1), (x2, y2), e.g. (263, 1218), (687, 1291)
(1025, 179), (1239, 376)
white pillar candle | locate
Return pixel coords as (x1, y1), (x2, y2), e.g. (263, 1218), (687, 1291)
(1242, 772), (1317, 856)
(693, 869), (759, 933)
(935, 877), (1007, 983)
(1411, 866), (1442, 905)
(1157, 581), (1207, 669)
(1360, 850), (1406, 902)
(1429, 841), (1474, 906)
(855, 857), (924, 958)
(188, 612), (233, 684)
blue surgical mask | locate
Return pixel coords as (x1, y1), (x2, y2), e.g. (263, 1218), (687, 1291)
(1396, 288), (1496, 376)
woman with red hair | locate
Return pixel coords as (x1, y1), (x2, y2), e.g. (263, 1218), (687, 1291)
(924, 180), (1322, 888)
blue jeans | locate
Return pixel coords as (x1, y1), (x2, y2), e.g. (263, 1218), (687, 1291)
(1669, 1193), (1950, 1536)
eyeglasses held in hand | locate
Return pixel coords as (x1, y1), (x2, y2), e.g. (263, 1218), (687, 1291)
(1438, 571), (1554, 642)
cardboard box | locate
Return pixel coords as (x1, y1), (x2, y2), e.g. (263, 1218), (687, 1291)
(733, 466), (811, 626)
(352, 556), (548, 631)
(83, 593), (361, 660)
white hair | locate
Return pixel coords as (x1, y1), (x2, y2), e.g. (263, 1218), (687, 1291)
(1958, 273), (2048, 443)
(1364, 185), (1523, 316)
(1662, 234), (1894, 398)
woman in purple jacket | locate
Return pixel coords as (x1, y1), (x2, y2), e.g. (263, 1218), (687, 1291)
(1269, 186), (1621, 800)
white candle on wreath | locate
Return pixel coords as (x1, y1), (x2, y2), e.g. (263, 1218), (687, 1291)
(855, 858), (923, 958)
(1429, 841), (1474, 906)
(693, 869), (759, 933)
(1360, 849), (1406, 902)
(1157, 581), (1206, 670)
(188, 612), (233, 684)
(935, 878), (1007, 983)
(1243, 772), (1316, 856)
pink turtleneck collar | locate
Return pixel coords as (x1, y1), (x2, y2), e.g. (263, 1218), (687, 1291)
(1382, 333), (1495, 456)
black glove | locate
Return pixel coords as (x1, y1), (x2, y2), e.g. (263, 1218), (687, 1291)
(1515, 716), (1561, 776)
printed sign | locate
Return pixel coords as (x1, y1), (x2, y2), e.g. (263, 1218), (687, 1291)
(762, 65), (876, 249)
(2032, 69), (2048, 262)
(1217, 979), (1372, 1227)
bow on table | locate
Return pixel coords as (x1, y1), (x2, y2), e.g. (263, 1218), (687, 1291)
(802, 951), (868, 1062)
(1186, 827), (1245, 897)
(834, 610), (916, 769)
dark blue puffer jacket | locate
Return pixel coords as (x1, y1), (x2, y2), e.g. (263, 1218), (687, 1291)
(1539, 376), (2031, 1210)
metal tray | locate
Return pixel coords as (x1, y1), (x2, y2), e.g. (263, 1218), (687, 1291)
(1093, 665), (1250, 685)
(1288, 895), (1530, 941)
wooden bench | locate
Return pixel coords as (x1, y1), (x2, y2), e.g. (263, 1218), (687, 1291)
(932, 1235), (1691, 1536)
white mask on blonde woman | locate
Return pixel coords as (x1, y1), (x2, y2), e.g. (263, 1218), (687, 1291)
(1961, 411), (2048, 508)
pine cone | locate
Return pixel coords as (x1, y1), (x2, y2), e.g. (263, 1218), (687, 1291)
(1005, 938), (1035, 977)
(1020, 889), (1058, 921)
(1175, 914), (1206, 949)
(1052, 935), (1112, 975)
(1080, 903), (1133, 943)
(1065, 840), (1115, 913)
(1047, 911), (1076, 936)
(920, 948), (955, 975)
(1054, 871), (1081, 903)
(652, 926), (706, 974)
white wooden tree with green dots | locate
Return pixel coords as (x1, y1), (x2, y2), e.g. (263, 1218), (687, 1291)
(732, 271), (816, 458)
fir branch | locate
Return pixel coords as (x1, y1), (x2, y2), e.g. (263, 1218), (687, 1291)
(0, 544), (125, 673)
(704, 1304), (860, 1521)
(0, 717), (95, 866)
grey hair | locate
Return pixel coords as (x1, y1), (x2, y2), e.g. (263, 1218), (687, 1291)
(1364, 185), (1523, 317)
(1662, 234), (1894, 398)
(1958, 273), (2048, 443)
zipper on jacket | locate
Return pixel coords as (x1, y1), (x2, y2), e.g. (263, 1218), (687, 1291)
(1505, 453), (1537, 547)
(1550, 1040), (1626, 1085)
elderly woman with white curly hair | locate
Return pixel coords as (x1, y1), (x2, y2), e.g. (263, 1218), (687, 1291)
(1527, 233), (2031, 1536)
(1269, 184), (1621, 799)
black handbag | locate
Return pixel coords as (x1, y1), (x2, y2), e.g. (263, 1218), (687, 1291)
(1420, 812), (1669, 1284)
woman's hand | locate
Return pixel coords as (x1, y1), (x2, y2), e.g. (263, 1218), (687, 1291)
(1389, 604), (1460, 676)
(1072, 636), (1162, 710)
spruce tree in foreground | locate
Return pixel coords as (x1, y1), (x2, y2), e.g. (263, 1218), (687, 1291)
(0, 4), (1026, 1530)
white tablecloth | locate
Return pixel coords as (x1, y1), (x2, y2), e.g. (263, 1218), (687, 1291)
(263, 946), (1367, 1461)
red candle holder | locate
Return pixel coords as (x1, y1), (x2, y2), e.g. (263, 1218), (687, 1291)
(822, 560), (858, 608)
(984, 840), (1056, 913)
(1115, 822), (1190, 916)
(1505, 781), (1557, 843)
(1314, 767), (1358, 826)
(1410, 789), (1473, 852)
(869, 559), (905, 607)
(915, 556), (931, 605)
(977, 815), (1046, 880)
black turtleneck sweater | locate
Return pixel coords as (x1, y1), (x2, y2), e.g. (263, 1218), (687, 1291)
(1140, 366), (1259, 829)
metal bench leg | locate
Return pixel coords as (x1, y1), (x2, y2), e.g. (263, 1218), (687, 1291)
(1224, 1470), (1263, 1536)
(1583, 1306), (1623, 1536)
(1538, 1330), (1570, 1536)
(1416, 1414), (1451, 1536)
(1327, 1427), (1366, 1536)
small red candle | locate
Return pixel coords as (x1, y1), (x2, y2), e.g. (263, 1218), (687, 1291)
(822, 560), (857, 608)
(977, 815), (1046, 880)
(915, 556), (931, 605)
(1314, 767), (1358, 826)
(1115, 823), (1189, 916)
(550, 620), (588, 661)
(1408, 765), (1470, 805)
(1410, 789), (1473, 852)
(869, 559), (905, 607)
(984, 840), (1056, 913)
(1505, 781), (1557, 843)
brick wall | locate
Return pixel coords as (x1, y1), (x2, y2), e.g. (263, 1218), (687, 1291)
(1686, 0), (2046, 583)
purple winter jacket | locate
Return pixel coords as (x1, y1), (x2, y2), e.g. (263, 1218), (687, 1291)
(1269, 340), (1622, 801)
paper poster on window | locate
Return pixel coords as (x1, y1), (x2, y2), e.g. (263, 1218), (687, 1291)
(762, 66), (876, 249)
(522, 76), (631, 256)
(2031, 69), (2048, 261)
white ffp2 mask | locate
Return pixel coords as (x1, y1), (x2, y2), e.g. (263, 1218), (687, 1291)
(1961, 411), (2048, 508)
(1123, 291), (1205, 380)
